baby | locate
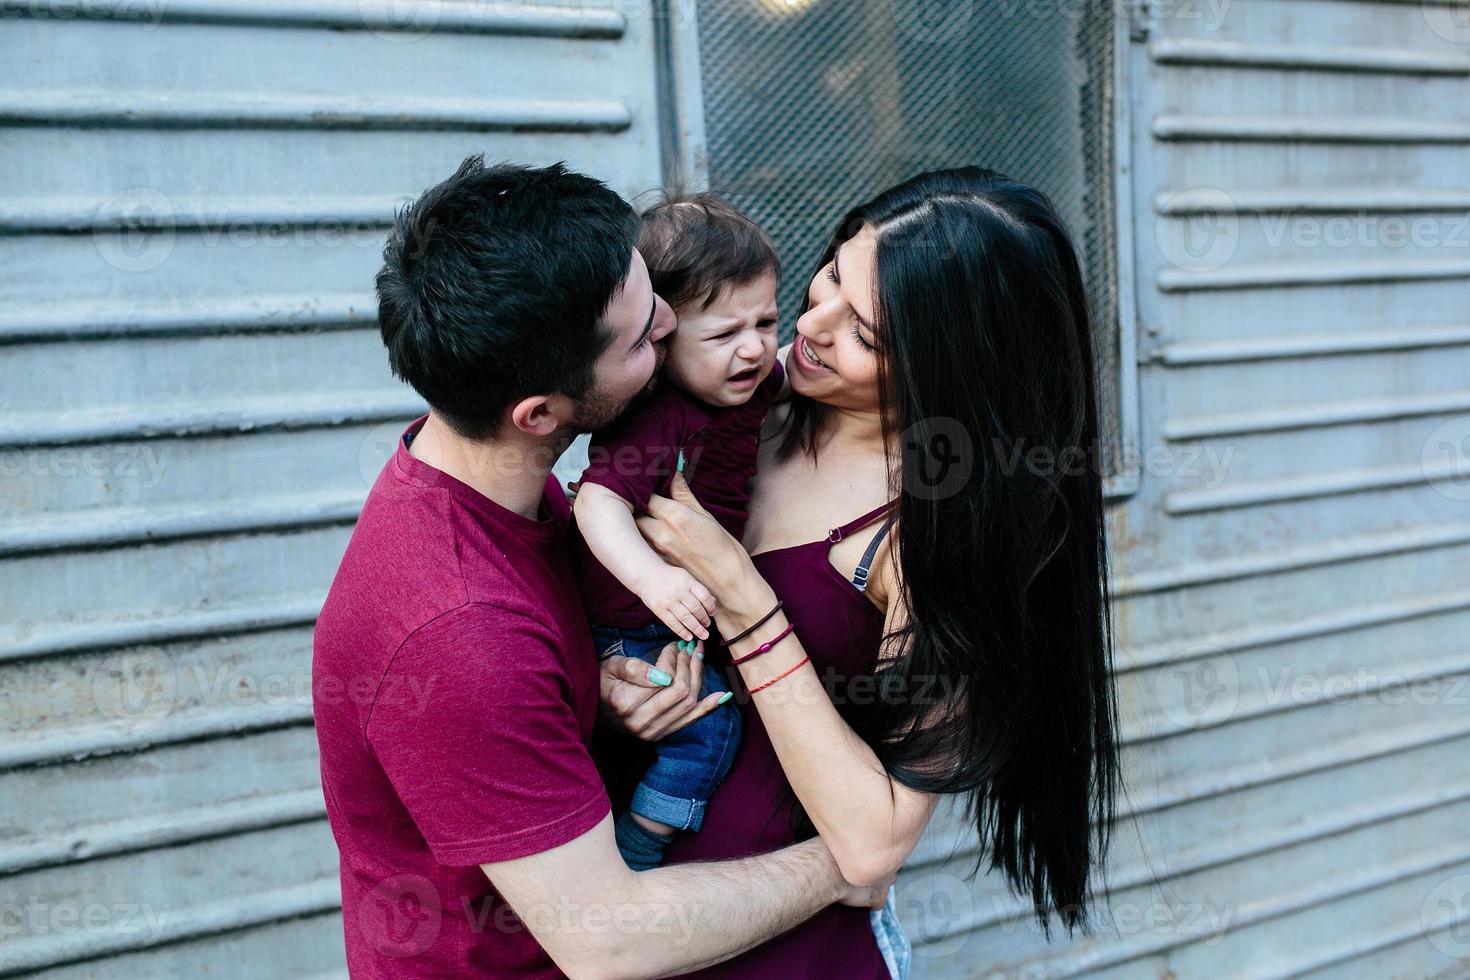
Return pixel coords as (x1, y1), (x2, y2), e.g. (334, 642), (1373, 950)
(569, 193), (785, 870)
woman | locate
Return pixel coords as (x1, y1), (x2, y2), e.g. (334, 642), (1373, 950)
(610, 167), (1120, 976)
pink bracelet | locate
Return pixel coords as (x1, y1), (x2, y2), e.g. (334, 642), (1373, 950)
(730, 623), (795, 666)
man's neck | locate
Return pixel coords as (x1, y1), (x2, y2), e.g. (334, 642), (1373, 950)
(408, 413), (569, 521)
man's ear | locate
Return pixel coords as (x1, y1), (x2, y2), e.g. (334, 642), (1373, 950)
(508, 393), (571, 438)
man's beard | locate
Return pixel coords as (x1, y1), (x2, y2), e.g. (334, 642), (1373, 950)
(571, 338), (667, 432)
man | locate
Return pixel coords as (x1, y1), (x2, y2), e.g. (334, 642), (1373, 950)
(313, 156), (885, 978)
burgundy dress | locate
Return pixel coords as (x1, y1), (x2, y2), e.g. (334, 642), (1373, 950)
(662, 499), (900, 978)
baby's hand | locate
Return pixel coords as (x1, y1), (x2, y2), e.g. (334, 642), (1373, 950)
(635, 564), (717, 642)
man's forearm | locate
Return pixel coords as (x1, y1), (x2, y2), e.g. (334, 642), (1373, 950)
(608, 837), (844, 978)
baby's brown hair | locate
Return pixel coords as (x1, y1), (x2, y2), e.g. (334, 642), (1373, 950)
(637, 193), (780, 312)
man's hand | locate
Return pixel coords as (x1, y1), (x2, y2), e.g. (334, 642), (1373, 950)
(836, 871), (897, 911)
(633, 563), (717, 641)
(598, 639), (728, 742)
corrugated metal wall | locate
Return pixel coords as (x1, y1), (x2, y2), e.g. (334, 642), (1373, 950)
(900, 0), (1470, 976)
(0, 2), (666, 975)
(6, 0), (1469, 977)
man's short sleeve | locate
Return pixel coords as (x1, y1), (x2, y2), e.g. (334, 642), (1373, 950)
(365, 604), (610, 866)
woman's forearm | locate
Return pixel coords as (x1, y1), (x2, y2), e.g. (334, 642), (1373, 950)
(716, 575), (933, 885)
(632, 478), (937, 880)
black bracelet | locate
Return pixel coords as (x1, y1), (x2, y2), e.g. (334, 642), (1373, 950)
(724, 600), (784, 645)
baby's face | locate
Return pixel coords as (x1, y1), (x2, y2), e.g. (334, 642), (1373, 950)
(664, 270), (779, 408)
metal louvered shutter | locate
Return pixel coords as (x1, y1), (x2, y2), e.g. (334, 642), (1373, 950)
(0, 2), (666, 974)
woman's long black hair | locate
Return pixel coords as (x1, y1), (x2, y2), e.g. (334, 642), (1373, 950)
(777, 167), (1119, 935)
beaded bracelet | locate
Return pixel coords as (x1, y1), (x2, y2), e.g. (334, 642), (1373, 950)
(723, 600), (784, 645)
(730, 622), (795, 666)
(747, 655), (810, 695)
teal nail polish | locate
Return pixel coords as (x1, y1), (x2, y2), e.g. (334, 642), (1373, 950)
(694, 648), (705, 661)
(717, 691), (733, 705)
(648, 667), (673, 686)
(676, 449), (686, 473)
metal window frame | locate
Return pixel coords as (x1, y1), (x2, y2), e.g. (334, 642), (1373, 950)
(655, 1), (1142, 499)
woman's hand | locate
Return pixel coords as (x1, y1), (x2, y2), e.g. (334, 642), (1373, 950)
(634, 472), (778, 631)
(597, 638), (727, 742)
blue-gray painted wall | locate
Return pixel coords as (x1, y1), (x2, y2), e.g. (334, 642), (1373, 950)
(1, 1), (1467, 976)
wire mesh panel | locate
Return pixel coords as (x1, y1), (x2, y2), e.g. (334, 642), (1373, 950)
(693, 0), (1122, 468)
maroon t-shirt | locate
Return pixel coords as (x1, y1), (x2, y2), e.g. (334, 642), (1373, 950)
(313, 416), (608, 978)
(570, 361), (784, 628)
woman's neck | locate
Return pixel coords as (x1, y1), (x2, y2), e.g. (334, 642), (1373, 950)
(815, 402), (888, 458)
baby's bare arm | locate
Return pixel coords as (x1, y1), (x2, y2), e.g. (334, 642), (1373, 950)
(573, 482), (666, 594)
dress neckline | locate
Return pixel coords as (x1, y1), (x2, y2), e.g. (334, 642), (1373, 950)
(747, 498), (898, 562)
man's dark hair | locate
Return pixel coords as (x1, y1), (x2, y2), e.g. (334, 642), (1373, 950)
(376, 156), (640, 439)
(636, 193), (780, 312)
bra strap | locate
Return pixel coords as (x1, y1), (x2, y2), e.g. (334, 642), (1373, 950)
(850, 512), (897, 591)
(826, 498), (900, 543)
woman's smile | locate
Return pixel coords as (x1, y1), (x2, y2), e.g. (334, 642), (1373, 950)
(792, 334), (834, 375)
